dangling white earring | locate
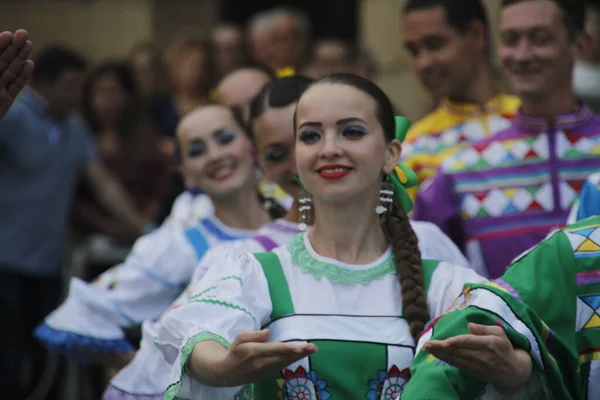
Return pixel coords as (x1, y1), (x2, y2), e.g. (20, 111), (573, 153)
(376, 177), (394, 218)
(298, 190), (312, 231)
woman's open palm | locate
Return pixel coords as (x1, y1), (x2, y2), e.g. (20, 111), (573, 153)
(216, 329), (318, 387)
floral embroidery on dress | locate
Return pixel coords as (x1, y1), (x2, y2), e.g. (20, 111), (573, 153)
(366, 365), (411, 400)
(276, 366), (331, 400)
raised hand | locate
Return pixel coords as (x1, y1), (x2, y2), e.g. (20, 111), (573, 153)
(0, 29), (34, 119)
(422, 322), (532, 394)
(194, 329), (318, 387)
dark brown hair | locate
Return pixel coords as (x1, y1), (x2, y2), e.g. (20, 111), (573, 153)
(169, 39), (218, 98)
(295, 73), (430, 340)
(501, 0), (586, 40)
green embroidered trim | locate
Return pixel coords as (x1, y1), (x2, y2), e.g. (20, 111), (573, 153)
(191, 299), (257, 324)
(220, 275), (243, 284)
(287, 233), (396, 285)
(233, 384), (254, 400)
(188, 275), (244, 301)
(164, 331), (231, 400)
(188, 276), (243, 302)
(189, 285), (216, 301)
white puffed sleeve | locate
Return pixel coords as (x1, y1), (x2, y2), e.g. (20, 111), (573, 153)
(155, 250), (272, 400)
(426, 261), (487, 319)
(411, 220), (478, 273)
(35, 224), (198, 360)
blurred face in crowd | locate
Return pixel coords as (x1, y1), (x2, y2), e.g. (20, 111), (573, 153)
(499, 0), (581, 102)
(42, 69), (85, 119)
(248, 23), (275, 67)
(91, 72), (132, 126)
(216, 69), (271, 123)
(252, 103), (300, 199)
(271, 14), (309, 70)
(177, 106), (255, 199)
(311, 40), (356, 79)
(129, 47), (162, 98)
(172, 45), (209, 94)
(402, 5), (486, 100)
(213, 25), (245, 76)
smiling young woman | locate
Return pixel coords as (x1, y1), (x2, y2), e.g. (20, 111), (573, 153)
(151, 74), (533, 400)
(35, 105), (280, 371)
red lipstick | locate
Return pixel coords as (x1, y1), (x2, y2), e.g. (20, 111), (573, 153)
(316, 164), (353, 180)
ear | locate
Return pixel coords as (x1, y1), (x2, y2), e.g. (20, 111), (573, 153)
(383, 139), (402, 174)
(574, 31), (593, 60)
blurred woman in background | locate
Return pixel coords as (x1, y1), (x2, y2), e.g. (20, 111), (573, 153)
(73, 61), (172, 247)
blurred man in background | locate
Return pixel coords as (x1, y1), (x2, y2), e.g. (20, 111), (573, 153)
(246, 7), (311, 72)
(414, 0), (600, 279)
(0, 44), (147, 399)
(400, 0), (520, 186)
(212, 23), (246, 79)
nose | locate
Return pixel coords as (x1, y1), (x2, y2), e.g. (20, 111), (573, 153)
(204, 141), (227, 163)
(318, 133), (343, 159)
(414, 50), (435, 74)
(510, 39), (534, 63)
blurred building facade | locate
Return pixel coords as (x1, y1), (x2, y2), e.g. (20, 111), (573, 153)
(0, 0), (503, 121)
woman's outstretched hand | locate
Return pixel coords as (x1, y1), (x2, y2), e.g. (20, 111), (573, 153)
(0, 29), (34, 119)
(422, 322), (532, 394)
(190, 329), (318, 387)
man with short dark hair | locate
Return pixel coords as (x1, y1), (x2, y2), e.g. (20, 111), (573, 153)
(0, 29), (33, 119)
(246, 7), (311, 72)
(211, 23), (246, 79)
(414, 0), (600, 279)
(400, 0), (520, 186)
(310, 39), (358, 79)
(0, 44), (148, 399)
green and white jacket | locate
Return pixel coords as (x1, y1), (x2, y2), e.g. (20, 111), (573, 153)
(402, 216), (600, 399)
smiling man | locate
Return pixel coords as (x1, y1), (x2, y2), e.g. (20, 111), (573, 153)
(413, 0), (600, 279)
(400, 0), (520, 186)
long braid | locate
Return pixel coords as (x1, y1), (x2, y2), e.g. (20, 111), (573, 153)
(383, 198), (431, 341)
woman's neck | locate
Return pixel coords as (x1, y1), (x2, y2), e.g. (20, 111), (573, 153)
(211, 184), (271, 231)
(308, 193), (388, 265)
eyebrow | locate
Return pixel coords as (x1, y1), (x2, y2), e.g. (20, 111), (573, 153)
(298, 117), (367, 129)
(212, 128), (231, 137)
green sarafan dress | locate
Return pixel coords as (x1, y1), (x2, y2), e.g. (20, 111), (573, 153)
(402, 216), (600, 399)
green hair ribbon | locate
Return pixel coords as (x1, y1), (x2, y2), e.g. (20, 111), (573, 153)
(390, 116), (418, 213)
(294, 116), (419, 212)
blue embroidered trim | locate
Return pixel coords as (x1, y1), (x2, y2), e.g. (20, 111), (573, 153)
(183, 228), (210, 259)
(34, 323), (134, 364)
(200, 218), (242, 241)
(128, 263), (186, 291)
